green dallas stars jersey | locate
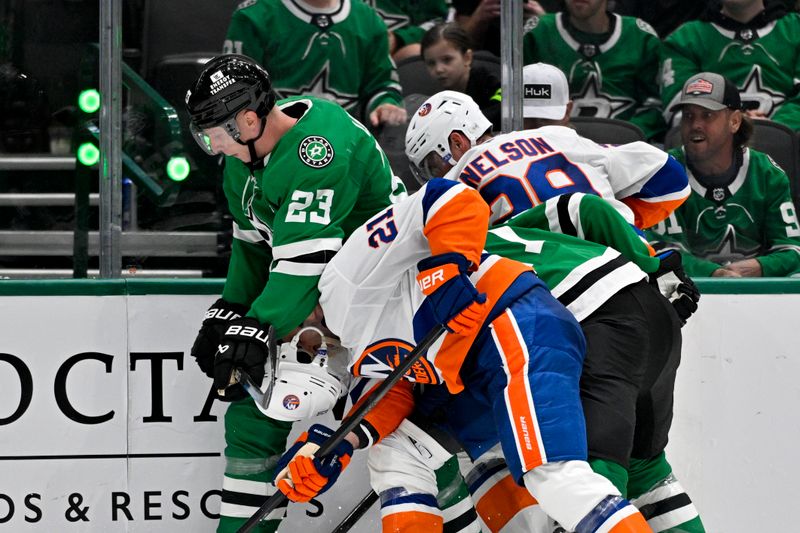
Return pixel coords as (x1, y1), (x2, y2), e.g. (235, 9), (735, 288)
(486, 193), (660, 321)
(661, 13), (800, 130)
(223, 0), (402, 120)
(368, 0), (450, 48)
(522, 12), (665, 140)
(645, 148), (800, 277)
(221, 96), (406, 336)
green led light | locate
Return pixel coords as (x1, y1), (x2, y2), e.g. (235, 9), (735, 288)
(78, 89), (101, 113)
(76, 142), (100, 166)
(166, 156), (191, 182)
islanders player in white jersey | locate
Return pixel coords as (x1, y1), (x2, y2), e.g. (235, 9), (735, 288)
(404, 90), (689, 230)
(273, 178), (653, 533)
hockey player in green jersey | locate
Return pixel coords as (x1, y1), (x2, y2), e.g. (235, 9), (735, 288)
(661, 0), (800, 130)
(522, 0), (666, 141)
(184, 54), (406, 533)
(223, 0), (406, 128)
(648, 72), (800, 277)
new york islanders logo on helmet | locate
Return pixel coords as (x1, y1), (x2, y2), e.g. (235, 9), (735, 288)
(283, 395), (301, 410)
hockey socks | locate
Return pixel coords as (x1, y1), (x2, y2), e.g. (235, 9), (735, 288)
(628, 453), (704, 532)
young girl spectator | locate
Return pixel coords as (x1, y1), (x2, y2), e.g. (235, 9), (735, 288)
(420, 23), (501, 130)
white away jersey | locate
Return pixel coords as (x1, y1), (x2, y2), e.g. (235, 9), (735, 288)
(443, 125), (689, 229)
(318, 179), (532, 392)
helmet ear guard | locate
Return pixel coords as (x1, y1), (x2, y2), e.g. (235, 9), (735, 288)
(241, 327), (351, 422)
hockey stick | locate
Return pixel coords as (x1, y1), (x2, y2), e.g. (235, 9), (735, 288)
(237, 323), (447, 533)
(331, 489), (379, 533)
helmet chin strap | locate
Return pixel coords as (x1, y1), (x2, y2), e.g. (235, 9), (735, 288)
(236, 115), (267, 171)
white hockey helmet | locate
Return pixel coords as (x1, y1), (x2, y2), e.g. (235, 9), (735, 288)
(405, 90), (492, 184)
(242, 327), (351, 422)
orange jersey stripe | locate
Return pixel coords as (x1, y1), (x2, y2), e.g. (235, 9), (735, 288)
(621, 196), (688, 229)
(607, 509), (652, 532)
(423, 187), (489, 267)
(381, 511), (443, 533)
(348, 379), (414, 444)
(433, 257), (533, 393)
(492, 311), (544, 470)
(475, 474), (538, 533)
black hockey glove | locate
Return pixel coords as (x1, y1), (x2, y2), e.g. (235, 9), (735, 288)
(650, 250), (701, 326)
(213, 317), (271, 402)
(190, 298), (249, 378)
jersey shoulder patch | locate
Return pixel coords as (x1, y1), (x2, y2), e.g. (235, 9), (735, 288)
(298, 136), (335, 168)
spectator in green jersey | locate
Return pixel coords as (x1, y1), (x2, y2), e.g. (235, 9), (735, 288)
(661, 0), (800, 130)
(523, 0), (666, 141)
(223, 0), (407, 128)
(647, 72), (800, 277)
(368, 0), (450, 61)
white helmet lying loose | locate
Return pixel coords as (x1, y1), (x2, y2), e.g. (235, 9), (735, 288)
(240, 327), (351, 421)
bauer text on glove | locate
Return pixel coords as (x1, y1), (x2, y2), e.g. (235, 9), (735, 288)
(416, 252), (489, 335)
(213, 317), (270, 401)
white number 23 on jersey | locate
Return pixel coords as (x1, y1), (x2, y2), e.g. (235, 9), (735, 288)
(286, 189), (334, 225)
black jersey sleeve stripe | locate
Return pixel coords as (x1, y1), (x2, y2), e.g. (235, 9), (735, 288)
(556, 193), (578, 236)
(277, 248), (338, 265)
(557, 255), (629, 308)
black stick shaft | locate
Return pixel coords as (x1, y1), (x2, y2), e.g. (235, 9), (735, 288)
(331, 490), (379, 533)
(236, 324), (446, 533)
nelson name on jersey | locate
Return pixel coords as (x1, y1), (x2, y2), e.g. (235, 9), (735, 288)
(459, 135), (558, 185)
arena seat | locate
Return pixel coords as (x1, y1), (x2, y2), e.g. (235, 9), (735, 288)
(570, 116), (646, 145)
(374, 94), (430, 193)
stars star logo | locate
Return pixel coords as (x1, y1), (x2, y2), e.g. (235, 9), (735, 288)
(364, 0), (409, 32)
(738, 66), (785, 117)
(570, 73), (634, 119)
(696, 205), (761, 263)
(276, 65), (360, 112)
(704, 225), (760, 263)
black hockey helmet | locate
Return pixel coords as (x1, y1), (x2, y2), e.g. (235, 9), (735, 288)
(185, 54), (275, 153)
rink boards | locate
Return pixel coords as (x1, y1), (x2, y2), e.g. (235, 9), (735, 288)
(0, 279), (798, 532)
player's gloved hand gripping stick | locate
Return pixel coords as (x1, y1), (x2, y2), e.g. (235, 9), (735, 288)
(235, 323), (447, 533)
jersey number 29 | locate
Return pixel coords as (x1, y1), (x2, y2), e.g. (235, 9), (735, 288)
(480, 153), (597, 223)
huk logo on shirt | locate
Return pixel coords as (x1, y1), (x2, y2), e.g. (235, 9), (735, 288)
(299, 136), (334, 168)
(524, 84), (551, 99)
